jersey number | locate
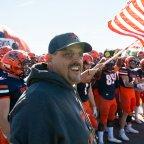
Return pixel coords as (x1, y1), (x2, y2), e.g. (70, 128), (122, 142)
(106, 73), (116, 85)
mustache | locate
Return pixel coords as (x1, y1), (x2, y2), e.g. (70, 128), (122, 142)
(68, 62), (82, 69)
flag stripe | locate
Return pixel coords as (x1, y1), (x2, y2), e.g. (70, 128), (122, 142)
(108, 0), (144, 45)
(114, 16), (141, 37)
(108, 21), (144, 45)
(129, 2), (144, 23)
(125, 7), (144, 32)
(135, 0), (144, 13)
(110, 20), (144, 40)
(118, 12), (144, 36)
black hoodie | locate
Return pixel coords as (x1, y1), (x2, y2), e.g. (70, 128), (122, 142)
(10, 63), (91, 144)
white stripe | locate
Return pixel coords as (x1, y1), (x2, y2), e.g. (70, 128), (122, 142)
(129, 3), (144, 20)
(117, 11), (144, 36)
(129, 3), (144, 25)
(136, 0), (144, 12)
(111, 20), (144, 40)
(0, 89), (9, 94)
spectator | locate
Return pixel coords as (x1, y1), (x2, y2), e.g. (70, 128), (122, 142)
(10, 33), (97, 144)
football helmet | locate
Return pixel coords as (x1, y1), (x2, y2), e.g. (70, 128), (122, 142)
(89, 50), (99, 60)
(125, 56), (138, 68)
(1, 50), (31, 78)
(83, 53), (94, 65)
(0, 46), (12, 60)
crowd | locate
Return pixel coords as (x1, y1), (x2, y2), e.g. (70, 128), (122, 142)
(0, 31), (143, 144)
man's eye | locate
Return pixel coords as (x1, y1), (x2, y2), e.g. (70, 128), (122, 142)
(63, 53), (73, 58)
(79, 52), (83, 57)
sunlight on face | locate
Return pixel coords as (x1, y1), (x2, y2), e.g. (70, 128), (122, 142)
(51, 44), (84, 85)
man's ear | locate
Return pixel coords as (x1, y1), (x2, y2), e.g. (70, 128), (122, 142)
(47, 54), (53, 62)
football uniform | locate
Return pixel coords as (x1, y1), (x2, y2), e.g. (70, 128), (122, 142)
(119, 67), (136, 114)
(77, 83), (97, 129)
(96, 70), (118, 126)
(0, 75), (26, 112)
(0, 75), (26, 143)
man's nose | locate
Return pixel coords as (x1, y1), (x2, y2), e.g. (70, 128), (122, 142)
(72, 53), (82, 61)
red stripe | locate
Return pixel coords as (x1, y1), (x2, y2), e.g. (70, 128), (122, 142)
(125, 7), (144, 32)
(132, 0), (144, 14)
(114, 15), (143, 37)
(0, 96), (10, 99)
(108, 21), (144, 45)
(0, 85), (8, 89)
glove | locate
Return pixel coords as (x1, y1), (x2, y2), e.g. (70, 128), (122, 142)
(93, 106), (98, 118)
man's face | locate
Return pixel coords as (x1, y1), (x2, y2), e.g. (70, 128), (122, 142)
(129, 60), (137, 69)
(50, 44), (83, 85)
(138, 54), (144, 60)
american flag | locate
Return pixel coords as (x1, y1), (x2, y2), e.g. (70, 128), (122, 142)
(108, 0), (144, 45)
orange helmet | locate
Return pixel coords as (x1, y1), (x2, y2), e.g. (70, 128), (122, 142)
(1, 50), (31, 78)
(0, 46), (12, 60)
(89, 50), (99, 60)
(125, 56), (137, 68)
(83, 53), (94, 65)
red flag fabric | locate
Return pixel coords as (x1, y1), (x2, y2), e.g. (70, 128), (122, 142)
(108, 0), (144, 45)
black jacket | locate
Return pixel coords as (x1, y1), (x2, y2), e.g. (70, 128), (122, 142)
(10, 63), (91, 144)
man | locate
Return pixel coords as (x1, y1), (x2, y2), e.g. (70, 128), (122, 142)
(10, 33), (97, 144)
(94, 61), (122, 144)
(77, 53), (98, 131)
(119, 56), (139, 141)
(0, 50), (30, 143)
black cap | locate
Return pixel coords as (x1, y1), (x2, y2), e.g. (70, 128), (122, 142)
(48, 32), (92, 54)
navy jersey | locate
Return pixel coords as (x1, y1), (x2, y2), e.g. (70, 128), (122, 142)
(77, 83), (90, 102)
(0, 75), (27, 111)
(97, 71), (118, 100)
(119, 67), (136, 87)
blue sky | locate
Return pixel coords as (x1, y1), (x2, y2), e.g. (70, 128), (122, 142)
(0, 0), (136, 55)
